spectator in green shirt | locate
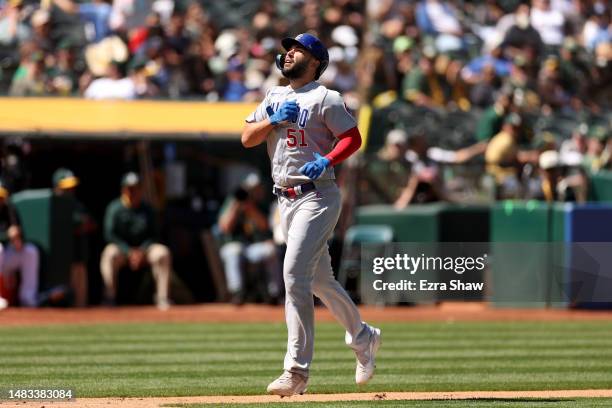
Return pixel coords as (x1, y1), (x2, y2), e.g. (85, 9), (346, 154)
(402, 46), (446, 109)
(475, 90), (513, 142)
(100, 172), (171, 310)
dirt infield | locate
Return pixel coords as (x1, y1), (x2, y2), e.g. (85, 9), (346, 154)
(2, 389), (612, 407)
(2, 302), (612, 326)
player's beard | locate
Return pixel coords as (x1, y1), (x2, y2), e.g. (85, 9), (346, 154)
(281, 58), (309, 79)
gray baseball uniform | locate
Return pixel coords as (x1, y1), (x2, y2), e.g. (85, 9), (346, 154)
(246, 81), (375, 377)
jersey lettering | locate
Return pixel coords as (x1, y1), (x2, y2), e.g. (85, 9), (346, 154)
(268, 102), (281, 114)
(266, 103), (309, 128)
(298, 109), (309, 128)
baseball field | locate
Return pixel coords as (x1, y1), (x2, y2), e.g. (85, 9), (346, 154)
(1, 305), (612, 407)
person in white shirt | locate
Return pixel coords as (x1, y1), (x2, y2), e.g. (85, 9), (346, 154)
(84, 61), (136, 99)
(582, 6), (611, 51)
(530, 0), (566, 46)
(84, 59), (154, 99)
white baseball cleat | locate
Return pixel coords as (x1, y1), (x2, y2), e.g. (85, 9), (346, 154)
(266, 371), (308, 397)
(0, 296), (8, 311)
(355, 327), (381, 385)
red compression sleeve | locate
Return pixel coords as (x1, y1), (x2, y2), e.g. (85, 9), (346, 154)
(325, 127), (362, 166)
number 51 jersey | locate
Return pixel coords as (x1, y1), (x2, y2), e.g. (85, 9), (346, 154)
(246, 81), (356, 188)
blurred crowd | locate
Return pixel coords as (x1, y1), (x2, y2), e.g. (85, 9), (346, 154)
(357, 0), (610, 206)
(0, 0), (609, 106)
(366, 113), (610, 208)
(362, 0), (610, 112)
(0, 0), (365, 100)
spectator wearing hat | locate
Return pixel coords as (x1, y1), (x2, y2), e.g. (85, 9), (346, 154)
(534, 150), (563, 201)
(560, 123), (588, 164)
(83, 60), (133, 99)
(485, 113), (539, 197)
(475, 89), (513, 142)
(530, 150), (588, 202)
(0, 181), (40, 307)
(222, 57), (249, 102)
(588, 41), (611, 109)
(537, 56), (571, 110)
(362, 129), (413, 204)
(462, 37), (512, 85)
(402, 46), (446, 108)
(558, 38), (589, 99)
(468, 62), (500, 108)
(217, 173), (281, 305)
(100, 172), (171, 309)
(393, 35), (415, 79)
(83, 57), (155, 99)
(29, 9), (53, 53)
(53, 168), (95, 307)
(584, 125), (610, 173)
(9, 44), (47, 96)
(47, 40), (80, 96)
(394, 131), (447, 208)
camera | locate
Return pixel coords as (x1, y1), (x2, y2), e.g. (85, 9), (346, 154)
(233, 188), (249, 202)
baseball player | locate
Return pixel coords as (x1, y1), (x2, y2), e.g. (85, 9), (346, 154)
(242, 33), (381, 397)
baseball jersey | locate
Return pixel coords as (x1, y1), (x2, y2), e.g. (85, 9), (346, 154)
(246, 81), (356, 188)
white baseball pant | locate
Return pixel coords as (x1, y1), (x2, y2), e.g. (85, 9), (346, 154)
(278, 180), (373, 377)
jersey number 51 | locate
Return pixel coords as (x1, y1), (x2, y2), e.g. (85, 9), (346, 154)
(287, 128), (308, 148)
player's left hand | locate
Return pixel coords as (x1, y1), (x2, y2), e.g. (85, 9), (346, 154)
(299, 152), (330, 180)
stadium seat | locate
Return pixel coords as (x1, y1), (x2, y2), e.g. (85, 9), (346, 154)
(337, 224), (393, 302)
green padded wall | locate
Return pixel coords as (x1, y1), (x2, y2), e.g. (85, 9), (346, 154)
(489, 201), (552, 308)
(491, 200), (550, 241)
(589, 171), (612, 202)
(11, 189), (74, 291)
(356, 204), (445, 242)
(355, 204), (490, 304)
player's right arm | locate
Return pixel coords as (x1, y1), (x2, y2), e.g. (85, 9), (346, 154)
(242, 97), (298, 148)
(241, 119), (275, 148)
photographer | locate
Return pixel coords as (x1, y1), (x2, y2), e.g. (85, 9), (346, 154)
(217, 173), (281, 305)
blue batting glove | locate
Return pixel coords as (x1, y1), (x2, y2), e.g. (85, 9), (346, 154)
(299, 152), (331, 180)
(267, 101), (299, 125)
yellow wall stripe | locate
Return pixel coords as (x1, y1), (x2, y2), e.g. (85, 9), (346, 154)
(0, 98), (259, 136)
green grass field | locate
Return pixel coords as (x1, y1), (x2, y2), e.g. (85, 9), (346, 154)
(2, 320), (612, 406)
